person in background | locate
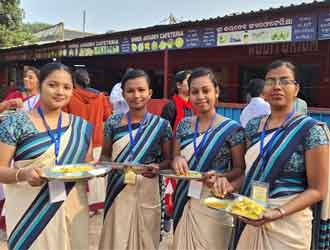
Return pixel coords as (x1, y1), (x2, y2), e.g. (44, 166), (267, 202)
(63, 68), (112, 214)
(4, 67), (40, 112)
(109, 82), (129, 114)
(240, 78), (271, 128)
(0, 62), (93, 250)
(161, 70), (193, 132)
(294, 97), (308, 115)
(99, 69), (172, 250)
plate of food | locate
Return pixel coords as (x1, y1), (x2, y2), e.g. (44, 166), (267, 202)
(42, 163), (112, 182)
(203, 195), (266, 220)
(159, 169), (204, 180)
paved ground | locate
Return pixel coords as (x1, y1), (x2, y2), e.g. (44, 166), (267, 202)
(0, 212), (173, 250)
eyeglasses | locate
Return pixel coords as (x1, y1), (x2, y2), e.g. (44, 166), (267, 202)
(264, 78), (297, 87)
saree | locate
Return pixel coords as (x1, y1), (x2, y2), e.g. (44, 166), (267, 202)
(173, 118), (241, 250)
(4, 115), (92, 250)
(235, 115), (330, 250)
(99, 113), (171, 250)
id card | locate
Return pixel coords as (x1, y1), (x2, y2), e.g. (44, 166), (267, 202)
(188, 180), (203, 199)
(49, 181), (67, 203)
(124, 170), (136, 185)
(251, 181), (269, 207)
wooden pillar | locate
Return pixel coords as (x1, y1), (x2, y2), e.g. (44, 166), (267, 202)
(163, 49), (169, 99)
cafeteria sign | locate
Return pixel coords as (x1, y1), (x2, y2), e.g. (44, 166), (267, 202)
(130, 31), (185, 53)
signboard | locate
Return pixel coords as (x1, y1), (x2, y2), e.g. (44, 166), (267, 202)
(217, 18), (292, 46)
(94, 39), (120, 55)
(292, 15), (317, 41)
(130, 31), (185, 53)
(319, 12), (330, 40)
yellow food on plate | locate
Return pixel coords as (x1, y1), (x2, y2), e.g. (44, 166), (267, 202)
(51, 165), (93, 173)
(203, 197), (230, 209)
(177, 171), (202, 178)
(227, 196), (265, 220)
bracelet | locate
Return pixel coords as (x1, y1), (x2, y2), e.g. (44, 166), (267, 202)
(274, 207), (286, 218)
(15, 168), (23, 182)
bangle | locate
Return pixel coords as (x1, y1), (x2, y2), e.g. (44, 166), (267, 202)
(274, 207), (286, 218)
(15, 168), (23, 182)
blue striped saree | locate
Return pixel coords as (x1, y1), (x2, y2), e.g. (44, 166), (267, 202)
(5, 115), (92, 250)
(172, 118), (241, 250)
(99, 113), (170, 250)
(173, 118), (241, 230)
(235, 115), (330, 250)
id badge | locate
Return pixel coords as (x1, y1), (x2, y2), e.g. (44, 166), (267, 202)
(124, 169), (136, 185)
(188, 180), (203, 199)
(251, 181), (269, 207)
(49, 181), (67, 203)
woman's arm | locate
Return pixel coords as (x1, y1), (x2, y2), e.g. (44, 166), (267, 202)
(211, 143), (246, 197)
(242, 144), (329, 226)
(0, 142), (44, 186)
(172, 139), (189, 175)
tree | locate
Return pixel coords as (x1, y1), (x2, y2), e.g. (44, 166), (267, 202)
(0, 0), (36, 48)
(23, 22), (52, 34)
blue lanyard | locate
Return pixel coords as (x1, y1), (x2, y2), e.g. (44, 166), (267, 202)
(37, 106), (62, 165)
(127, 112), (148, 153)
(193, 113), (217, 161)
(259, 110), (295, 159)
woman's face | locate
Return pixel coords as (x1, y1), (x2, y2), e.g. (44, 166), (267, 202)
(189, 75), (218, 113)
(264, 65), (299, 110)
(23, 70), (39, 93)
(40, 69), (73, 110)
(177, 74), (190, 96)
(123, 76), (152, 111)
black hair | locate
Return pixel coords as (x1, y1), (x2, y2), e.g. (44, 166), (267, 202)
(188, 67), (221, 91)
(247, 78), (265, 98)
(171, 70), (191, 95)
(24, 66), (40, 80)
(121, 68), (150, 90)
(266, 60), (297, 79)
(74, 68), (90, 88)
(39, 62), (74, 86)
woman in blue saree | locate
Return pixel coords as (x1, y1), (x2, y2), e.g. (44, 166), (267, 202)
(99, 69), (172, 250)
(172, 68), (245, 250)
(0, 62), (93, 250)
(231, 60), (330, 250)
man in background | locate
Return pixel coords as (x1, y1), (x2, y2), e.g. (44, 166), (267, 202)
(240, 78), (271, 127)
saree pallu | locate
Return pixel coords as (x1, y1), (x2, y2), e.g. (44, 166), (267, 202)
(236, 115), (330, 250)
(5, 116), (92, 250)
(99, 114), (168, 250)
(173, 118), (240, 250)
(173, 186), (234, 250)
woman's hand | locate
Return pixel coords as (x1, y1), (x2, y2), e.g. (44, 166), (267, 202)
(142, 164), (159, 178)
(211, 176), (234, 198)
(172, 156), (189, 175)
(8, 98), (23, 109)
(21, 168), (46, 186)
(238, 208), (283, 227)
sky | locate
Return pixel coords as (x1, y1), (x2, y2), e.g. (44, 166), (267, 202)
(21, 0), (318, 34)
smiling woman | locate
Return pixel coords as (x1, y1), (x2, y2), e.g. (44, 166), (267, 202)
(235, 60), (330, 250)
(0, 62), (93, 250)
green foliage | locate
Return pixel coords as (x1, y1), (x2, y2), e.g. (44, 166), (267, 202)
(0, 0), (40, 48)
(23, 22), (52, 34)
